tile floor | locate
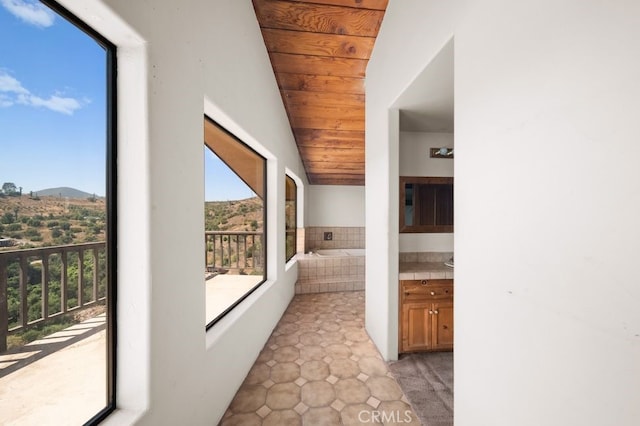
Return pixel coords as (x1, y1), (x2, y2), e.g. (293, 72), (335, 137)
(219, 291), (420, 426)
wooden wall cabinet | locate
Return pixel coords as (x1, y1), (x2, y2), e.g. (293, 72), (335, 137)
(400, 279), (454, 353)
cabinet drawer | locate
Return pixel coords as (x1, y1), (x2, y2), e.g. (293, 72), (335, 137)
(401, 279), (453, 302)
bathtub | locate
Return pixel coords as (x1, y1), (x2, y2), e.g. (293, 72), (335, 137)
(296, 248), (366, 294)
(314, 248), (365, 257)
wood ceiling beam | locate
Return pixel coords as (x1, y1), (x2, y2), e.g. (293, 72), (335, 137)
(285, 0), (388, 11)
(253, 0), (384, 36)
(253, 0), (387, 186)
(289, 116), (364, 131)
(299, 146), (364, 160)
(287, 103), (364, 119)
(261, 28), (375, 60)
(270, 52), (367, 78)
(294, 129), (364, 148)
(276, 73), (364, 94)
(309, 175), (365, 185)
(282, 89), (364, 107)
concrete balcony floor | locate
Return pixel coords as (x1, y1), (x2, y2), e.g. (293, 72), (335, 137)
(0, 273), (261, 425)
(0, 315), (107, 426)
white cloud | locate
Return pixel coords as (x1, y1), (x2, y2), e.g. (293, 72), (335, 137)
(1, 0), (55, 28)
(17, 93), (82, 115)
(0, 94), (13, 107)
(0, 71), (29, 94)
(0, 70), (85, 115)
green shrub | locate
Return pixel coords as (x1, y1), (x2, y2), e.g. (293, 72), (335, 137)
(6, 223), (21, 231)
(46, 221), (59, 228)
(1, 212), (15, 224)
(24, 228), (40, 237)
(27, 218), (42, 227)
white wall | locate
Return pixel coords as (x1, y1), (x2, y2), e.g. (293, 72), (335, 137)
(399, 131), (454, 252)
(307, 185), (365, 227)
(59, 1), (307, 425)
(400, 131), (453, 177)
(367, 1), (640, 425)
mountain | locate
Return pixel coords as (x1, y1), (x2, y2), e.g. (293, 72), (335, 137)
(33, 187), (97, 199)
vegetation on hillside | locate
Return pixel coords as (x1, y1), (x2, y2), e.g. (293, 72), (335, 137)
(0, 187), (106, 249)
(205, 197), (263, 232)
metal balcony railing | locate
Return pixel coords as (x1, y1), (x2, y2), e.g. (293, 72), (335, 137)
(205, 231), (264, 274)
(0, 242), (106, 352)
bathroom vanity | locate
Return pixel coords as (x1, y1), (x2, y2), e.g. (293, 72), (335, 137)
(399, 261), (454, 353)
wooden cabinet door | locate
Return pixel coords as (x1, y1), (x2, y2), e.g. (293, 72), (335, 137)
(402, 302), (432, 352)
(431, 301), (454, 350)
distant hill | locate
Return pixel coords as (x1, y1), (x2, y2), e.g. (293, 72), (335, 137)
(34, 187), (96, 199)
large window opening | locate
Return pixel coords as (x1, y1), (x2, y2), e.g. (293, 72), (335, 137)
(204, 117), (266, 328)
(0, 1), (116, 424)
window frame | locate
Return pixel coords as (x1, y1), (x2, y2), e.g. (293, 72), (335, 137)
(285, 175), (297, 262)
(40, 1), (118, 424)
(203, 116), (267, 330)
(399, 176), (453, 233)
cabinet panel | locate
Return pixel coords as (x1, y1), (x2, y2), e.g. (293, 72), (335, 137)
(431, 301), (454, 350)
(399, 279), (453, 353)
(402, 303), (431, 352)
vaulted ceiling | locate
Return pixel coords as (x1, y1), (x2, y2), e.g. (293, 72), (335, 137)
(252, 0), (389, 185)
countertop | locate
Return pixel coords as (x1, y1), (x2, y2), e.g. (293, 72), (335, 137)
(399, 262), (454, 280)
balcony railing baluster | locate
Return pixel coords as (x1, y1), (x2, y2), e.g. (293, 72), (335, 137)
(204, 231), (263, 274)
(0, 242), (106, 352)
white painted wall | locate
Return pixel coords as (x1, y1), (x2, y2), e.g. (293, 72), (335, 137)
(400, 131), (453, 177)
(399, 131), (454, 252)
(58, 1), (306, 425)
(368, 1), (640, 425)
(307, 185), (365, 227)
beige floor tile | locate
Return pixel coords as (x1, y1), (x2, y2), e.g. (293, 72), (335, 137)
(265, 383), (300, 410)
(329, 358), (360, 379)
(334, 378), (371, 405)
(262, 409), (301, 426)
(273, 346), (300, 363)
(301, 380), (336, 407)
(270, 362), (300, 383)
(300, 360), (330, 381)
(366, 376), (404, 401)
(358, 356), (389, 377)
(341, 403), (382, 425)
(228, 385), (266, 413)
(218, 292), (417, 426)
(302, 407), (340, 426)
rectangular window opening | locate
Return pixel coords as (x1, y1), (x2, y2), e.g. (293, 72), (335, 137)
(204, 117), (267, 329)
(0, 1), (117, 424)
(285, 175), (297, 262)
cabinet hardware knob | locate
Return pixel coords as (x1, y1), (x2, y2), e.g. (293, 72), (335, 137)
(421, 280), (428, 286)
(434, 310), (439, 314)
(430, 291), (436, 296)
(428, 310), (433, 315)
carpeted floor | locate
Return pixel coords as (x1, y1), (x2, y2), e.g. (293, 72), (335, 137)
(388, 352), (453, 426)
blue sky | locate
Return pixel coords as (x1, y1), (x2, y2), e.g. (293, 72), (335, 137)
(204, 148), (257, 201)
(1, 0), (249, 200)
(0, 0), (107, 195)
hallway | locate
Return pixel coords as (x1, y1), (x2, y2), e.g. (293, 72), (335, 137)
(219, 291), (420, 425)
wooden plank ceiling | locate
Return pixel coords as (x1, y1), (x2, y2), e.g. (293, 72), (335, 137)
(252, 0), (389, 185)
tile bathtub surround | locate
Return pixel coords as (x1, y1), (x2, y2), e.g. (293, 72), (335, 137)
(219, 292), (420, 426)
(296, 228), (305, 255)
(305, 227), (365, 251)
(295, 254), (365, 294)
